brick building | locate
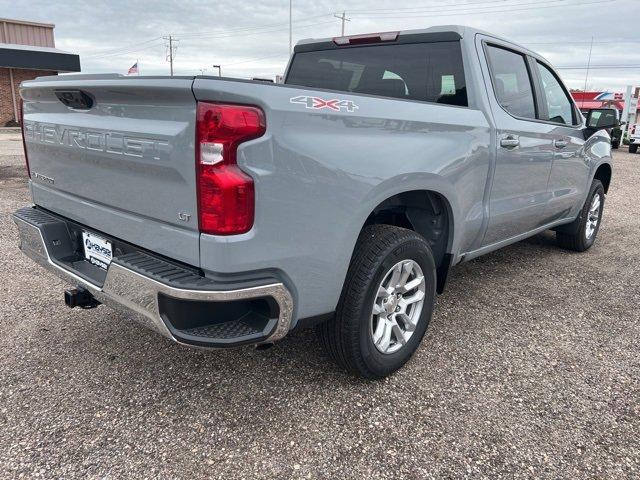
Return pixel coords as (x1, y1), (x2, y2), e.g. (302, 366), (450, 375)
(0, 17), (80, 126)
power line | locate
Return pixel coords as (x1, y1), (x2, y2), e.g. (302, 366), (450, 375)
(347, 0), (615, 18)
(178, 53), (289, 76)
(170, 0), (581, 38)
(171, 20), (336, 40)
(83, 36), (163, 57)
(86, 41), (165, 60)
(83, 17), (333, 60)
(191, 53), (289, 76)
(171, 14), (332, 39)
(223, 52), (288, 67)
(527, 40), (640, 45)
(557, 65), (640, 69)
(346, 0), (512, 13)
(83, 0), (624, 61)
(347, 0), (568, 14)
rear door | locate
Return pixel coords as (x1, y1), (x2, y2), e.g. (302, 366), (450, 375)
(479, 41), (555, 246)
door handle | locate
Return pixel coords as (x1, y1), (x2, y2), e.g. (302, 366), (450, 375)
(554, 139), (568, 149)
(500, 135), (519, 148)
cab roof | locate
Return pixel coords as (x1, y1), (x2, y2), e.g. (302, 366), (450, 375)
(296, 24), (543, 61)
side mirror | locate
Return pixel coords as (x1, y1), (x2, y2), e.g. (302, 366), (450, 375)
(585, 108), (620, 130)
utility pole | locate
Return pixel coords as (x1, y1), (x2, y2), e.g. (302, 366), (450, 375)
(289, 0), (292, 56)
(213, 65), (221, 77)
(163, 35), (178, 76)
(333, 11), (350, 36)
(168, 35), (174, 76)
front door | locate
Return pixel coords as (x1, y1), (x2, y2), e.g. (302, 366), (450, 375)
(532, 60), (589, 221)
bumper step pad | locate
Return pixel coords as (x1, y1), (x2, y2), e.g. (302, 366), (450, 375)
(12, 206), (294, 348)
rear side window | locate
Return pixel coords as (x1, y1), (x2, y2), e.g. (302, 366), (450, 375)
(536, 62), (575, 125)
(485, 45), (536, 119)
(286, 41), (467, 107)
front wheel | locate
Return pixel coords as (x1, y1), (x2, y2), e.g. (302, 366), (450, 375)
(556, 179), (605, 252)
(630, 144), (638, 154)
(317, 225), (436, 378)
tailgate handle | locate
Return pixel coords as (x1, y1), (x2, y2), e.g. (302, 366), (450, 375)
(55, 90), (94, 110)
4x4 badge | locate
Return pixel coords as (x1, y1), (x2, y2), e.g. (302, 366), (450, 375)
(290, 95), (359, 113)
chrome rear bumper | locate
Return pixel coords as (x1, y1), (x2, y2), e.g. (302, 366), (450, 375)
(12, 207), (294, 347)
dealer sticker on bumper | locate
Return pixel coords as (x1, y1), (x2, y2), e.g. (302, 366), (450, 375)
(82, 231), (113, 270)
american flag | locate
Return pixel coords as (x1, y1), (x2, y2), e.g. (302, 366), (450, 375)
(127, 62), (138, 75)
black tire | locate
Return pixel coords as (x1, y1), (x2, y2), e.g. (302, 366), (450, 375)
(630, 144), (638, 154)
(556, 180), (604, 252)
(317, 225), (436, 378)
(611, 141), (619, 149)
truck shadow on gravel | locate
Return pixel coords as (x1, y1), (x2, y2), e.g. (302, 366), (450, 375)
(80, 228), (579, 389)
(0, 165), (27, 181)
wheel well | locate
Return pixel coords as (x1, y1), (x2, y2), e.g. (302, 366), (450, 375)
(594, 163), (612, 193)
(363, 190), (453, 293)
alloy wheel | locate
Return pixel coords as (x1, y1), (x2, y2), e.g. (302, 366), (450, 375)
(370, 259), (426, 354)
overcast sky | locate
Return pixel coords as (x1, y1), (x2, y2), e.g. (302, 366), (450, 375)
(2, 0), (639, 91)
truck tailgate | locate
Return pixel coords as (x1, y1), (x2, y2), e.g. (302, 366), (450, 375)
(20, 75), (200, 266)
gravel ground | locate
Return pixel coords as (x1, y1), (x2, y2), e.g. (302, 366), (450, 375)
(0, 128), (638, 479)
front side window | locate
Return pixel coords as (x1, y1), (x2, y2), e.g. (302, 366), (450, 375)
(286, 41), (468, 106)
(536, 62), (575, 125)
(485, 45), (536, 119)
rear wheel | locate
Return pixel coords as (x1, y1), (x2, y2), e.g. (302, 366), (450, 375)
(317, 225), (436, 378)
(630, 144), (638, 154)
(556, 179), (604, 252)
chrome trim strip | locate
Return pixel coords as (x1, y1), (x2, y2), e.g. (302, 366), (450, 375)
(12, 214), (294, 345)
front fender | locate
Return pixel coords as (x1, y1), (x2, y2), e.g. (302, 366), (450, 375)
(584, 130), (613, 189)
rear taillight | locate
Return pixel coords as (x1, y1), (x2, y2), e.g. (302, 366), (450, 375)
(196, 102), (265, 235)
(20, 100), (30, 178)
(632, 125), (636, 135)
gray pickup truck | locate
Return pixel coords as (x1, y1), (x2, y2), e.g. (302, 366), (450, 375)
(13, 26), (616, 378)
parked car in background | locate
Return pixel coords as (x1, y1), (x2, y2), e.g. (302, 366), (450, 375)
(611, 125), (622, 149)
(13, 26), (616, 378)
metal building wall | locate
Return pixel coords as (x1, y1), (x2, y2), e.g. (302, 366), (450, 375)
(0, 18), (55, 48)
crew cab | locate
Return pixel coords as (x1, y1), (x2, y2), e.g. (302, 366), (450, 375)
(13, 26), (616, 378)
